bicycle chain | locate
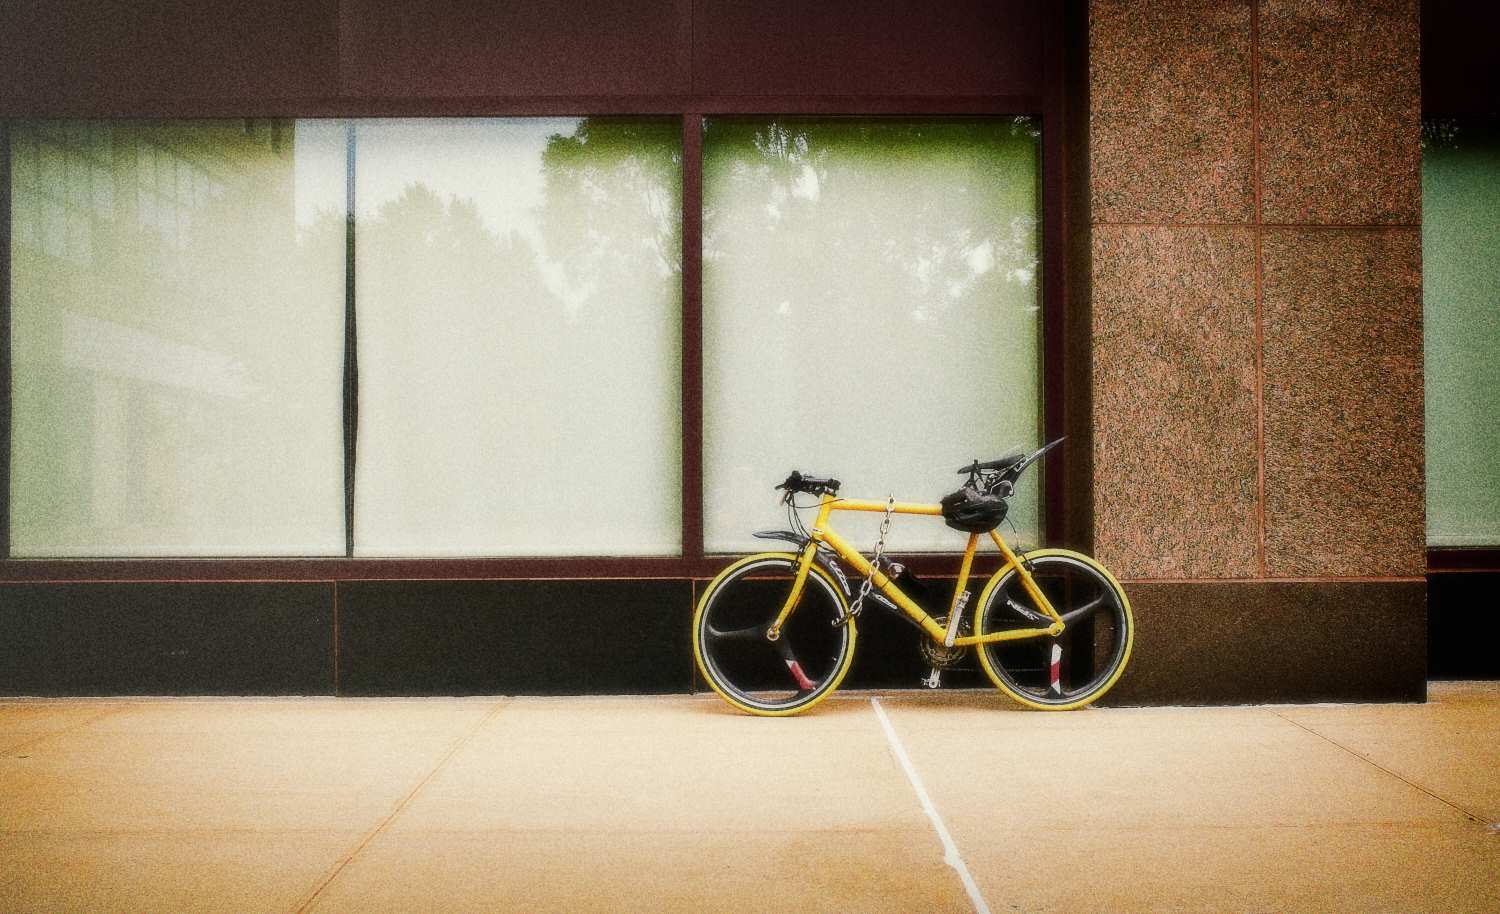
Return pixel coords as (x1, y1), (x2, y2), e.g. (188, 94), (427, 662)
(839, 494), (895, 627)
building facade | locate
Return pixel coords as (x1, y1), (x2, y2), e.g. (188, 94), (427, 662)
(0, 1), (1493, 700)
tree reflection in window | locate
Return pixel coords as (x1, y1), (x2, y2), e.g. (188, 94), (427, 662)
(703, 117), (1043, 553)
(351, 118), (682, 556)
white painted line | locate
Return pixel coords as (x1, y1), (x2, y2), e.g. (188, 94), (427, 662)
(871, 697), (991, 914)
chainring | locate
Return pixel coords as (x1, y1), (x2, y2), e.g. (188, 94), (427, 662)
(919, 616), (971, 669)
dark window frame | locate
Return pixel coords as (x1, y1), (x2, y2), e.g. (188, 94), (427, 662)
(0, 21), (1079, 583)
(1421, 114), (1500, 575)
(1423, 0), (1500, 575)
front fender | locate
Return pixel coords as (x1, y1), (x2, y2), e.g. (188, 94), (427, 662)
(753, 530), (856, 598)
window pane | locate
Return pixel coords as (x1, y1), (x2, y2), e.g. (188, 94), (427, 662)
(352, 118), (681, 556)
(8, 120), (348, 557)
(1423, 120), (1500, 546)
(703, 118), (1042, 552)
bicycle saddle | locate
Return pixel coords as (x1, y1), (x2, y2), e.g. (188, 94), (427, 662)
(956, 449), (1025, 475)
(957, 439), (1065, 479)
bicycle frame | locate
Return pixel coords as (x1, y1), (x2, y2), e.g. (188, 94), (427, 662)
(768, 493), (1066, 646)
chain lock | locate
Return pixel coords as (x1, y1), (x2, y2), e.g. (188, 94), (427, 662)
(837, 494), (895, 627)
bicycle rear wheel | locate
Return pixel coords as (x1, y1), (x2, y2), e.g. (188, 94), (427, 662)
(974, 549), (1133, 710)
(693, 553), (856, 716)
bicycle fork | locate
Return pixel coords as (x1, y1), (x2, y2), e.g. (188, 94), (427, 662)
(765, 540), (822, 642)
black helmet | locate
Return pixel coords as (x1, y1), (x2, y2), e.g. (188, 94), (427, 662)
(940, 485), (1008, 534)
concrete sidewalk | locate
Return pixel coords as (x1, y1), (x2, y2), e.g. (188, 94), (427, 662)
(1, 683), (1496, 913)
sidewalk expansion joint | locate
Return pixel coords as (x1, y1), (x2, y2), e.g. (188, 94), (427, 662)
(870, 697), (991, 914)
(289, 698), (510, 914)
(1271, 710), (1488, 827)
(0, 705), (131, 758)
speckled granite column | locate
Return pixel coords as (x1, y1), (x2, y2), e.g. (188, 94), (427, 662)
(1090, 0), (1258, 578)
(1088, 0), (1425, 703)
(1256, 0), (1423, 576)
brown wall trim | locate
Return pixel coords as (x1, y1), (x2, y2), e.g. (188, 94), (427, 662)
(0, 551), (1011, 584)
(0, 95), (1045, 120)
(1121, 575), (1427, 585)
(1093, 221), (1421, 230)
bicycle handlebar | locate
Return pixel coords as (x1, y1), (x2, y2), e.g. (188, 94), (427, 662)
(775, 470), (841, 497)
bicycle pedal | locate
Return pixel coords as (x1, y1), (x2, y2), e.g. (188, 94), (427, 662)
(921, 668), (942, 689)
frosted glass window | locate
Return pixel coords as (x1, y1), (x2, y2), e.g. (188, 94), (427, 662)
(352, 119), (681, 555)
(9, 120), (348, 556)
(1423, 120), (1500, 546)
(703, 118), (1042, 553)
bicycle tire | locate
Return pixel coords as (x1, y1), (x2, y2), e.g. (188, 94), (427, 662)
(972, 549), (1133, 710)
(693, 552), (856, 716)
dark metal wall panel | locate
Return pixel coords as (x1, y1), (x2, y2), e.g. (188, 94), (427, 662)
(336, 0), (691, 99)
(337, 580), (693, 696)
(692, 0), (1043, 97)
(1428, 572), (1500, 679)
(1103, 581), (1427, 706)
(0, 576), (1455, 699)
(0, 0), (341, 116)
(1422, 0), (1500, 116)
(0, 583), (335, 695)
(0, 1), (1047, 115)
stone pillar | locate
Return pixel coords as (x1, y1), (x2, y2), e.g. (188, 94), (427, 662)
(1088, 0), (1425, 702)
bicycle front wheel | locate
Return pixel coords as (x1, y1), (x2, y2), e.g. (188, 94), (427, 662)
(974, 549), (1133, 710)
(693, 552), (856, 716)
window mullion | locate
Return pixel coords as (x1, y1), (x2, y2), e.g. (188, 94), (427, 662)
(681, 112), (704, 560)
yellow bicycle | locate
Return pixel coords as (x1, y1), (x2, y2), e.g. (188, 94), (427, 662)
(692, 440), (1133, 716)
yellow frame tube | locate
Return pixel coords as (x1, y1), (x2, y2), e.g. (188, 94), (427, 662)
(951, 627), (1056, 646)
(828, 498), (944, 516)
(989, 530), (1063, 624)
(950, 534), (979, 616)
(816, 526), (950, 642)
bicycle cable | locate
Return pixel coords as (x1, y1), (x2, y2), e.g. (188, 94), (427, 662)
(786, 494), (812, 539)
